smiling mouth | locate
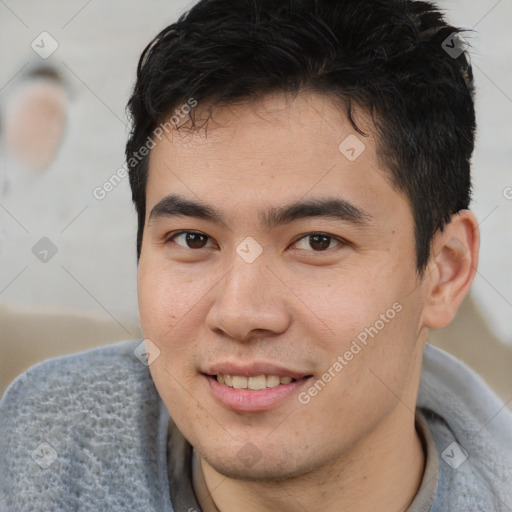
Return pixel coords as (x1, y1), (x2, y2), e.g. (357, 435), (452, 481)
(213, 374), (311, 390)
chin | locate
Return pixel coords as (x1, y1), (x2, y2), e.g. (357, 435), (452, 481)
(200, 442), (325, 483)
(208, 459), (304, 482)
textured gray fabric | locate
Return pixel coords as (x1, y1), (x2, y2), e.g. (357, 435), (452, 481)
(0, 340), (173, 512)
(418, 344), (512, 511)
(0, 339), (511, 511)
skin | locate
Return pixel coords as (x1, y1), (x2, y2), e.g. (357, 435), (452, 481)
(137, 92), (479, 511)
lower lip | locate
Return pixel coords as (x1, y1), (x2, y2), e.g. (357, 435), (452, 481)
(205, 375), (311, 412)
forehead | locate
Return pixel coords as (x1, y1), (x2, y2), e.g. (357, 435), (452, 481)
(154, 92), (374, 159)
(145, 92), (410, 228)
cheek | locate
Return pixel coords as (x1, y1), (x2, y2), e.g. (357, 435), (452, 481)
(138, 262), (203, 403)
(136, 258), (218, 381)
(137, 262), (171, 336)
(311, 268), (421, 388)
(297, 271), (392, 347)
(137, 258), (201, 337)
(299, 302), (421, 442)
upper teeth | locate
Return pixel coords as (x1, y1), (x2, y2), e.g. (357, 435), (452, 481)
(217, 374), (294, 390)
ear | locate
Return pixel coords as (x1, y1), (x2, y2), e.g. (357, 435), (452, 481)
(421, 210), (480, 329)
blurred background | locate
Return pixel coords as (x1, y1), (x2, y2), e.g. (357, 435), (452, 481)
(0, 0), (511, 400)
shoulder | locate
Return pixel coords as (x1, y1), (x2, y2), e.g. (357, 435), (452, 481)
(419, 343), (512, 442)
(1, 338), (154, 420)
(419, 344), (512, 510)
(0, 339), (171, 511)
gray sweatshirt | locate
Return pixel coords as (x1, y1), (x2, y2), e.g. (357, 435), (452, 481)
(0, 340), (511, 511)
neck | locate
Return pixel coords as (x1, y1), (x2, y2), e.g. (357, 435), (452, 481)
(193, 407), (425, 512)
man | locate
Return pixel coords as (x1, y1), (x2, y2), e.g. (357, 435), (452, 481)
(1, 0), (511, 510)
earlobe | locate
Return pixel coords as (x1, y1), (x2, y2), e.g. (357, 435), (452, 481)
(422, 210), (480, 329)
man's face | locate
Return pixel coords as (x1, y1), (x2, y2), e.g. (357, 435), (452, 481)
(138, 92), (430, 480)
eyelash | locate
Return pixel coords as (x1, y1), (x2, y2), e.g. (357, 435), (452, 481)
(165, 230), (347, 253)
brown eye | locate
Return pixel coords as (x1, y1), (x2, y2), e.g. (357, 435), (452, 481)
(308, 234), (331, 251)
(171, 232), (212, 249)
(294, 233), (341, 252)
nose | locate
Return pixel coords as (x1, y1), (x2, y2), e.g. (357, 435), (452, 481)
(205, 255), (292, 342)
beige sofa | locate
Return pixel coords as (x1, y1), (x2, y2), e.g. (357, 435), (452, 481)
(1, 297), (511, 409)
(0, 302), (141, 396)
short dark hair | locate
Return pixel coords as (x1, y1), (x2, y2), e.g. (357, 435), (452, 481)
(126, 0), (475, 273)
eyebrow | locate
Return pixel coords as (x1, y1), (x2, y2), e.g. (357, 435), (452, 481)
(148, 194), (372, 229)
